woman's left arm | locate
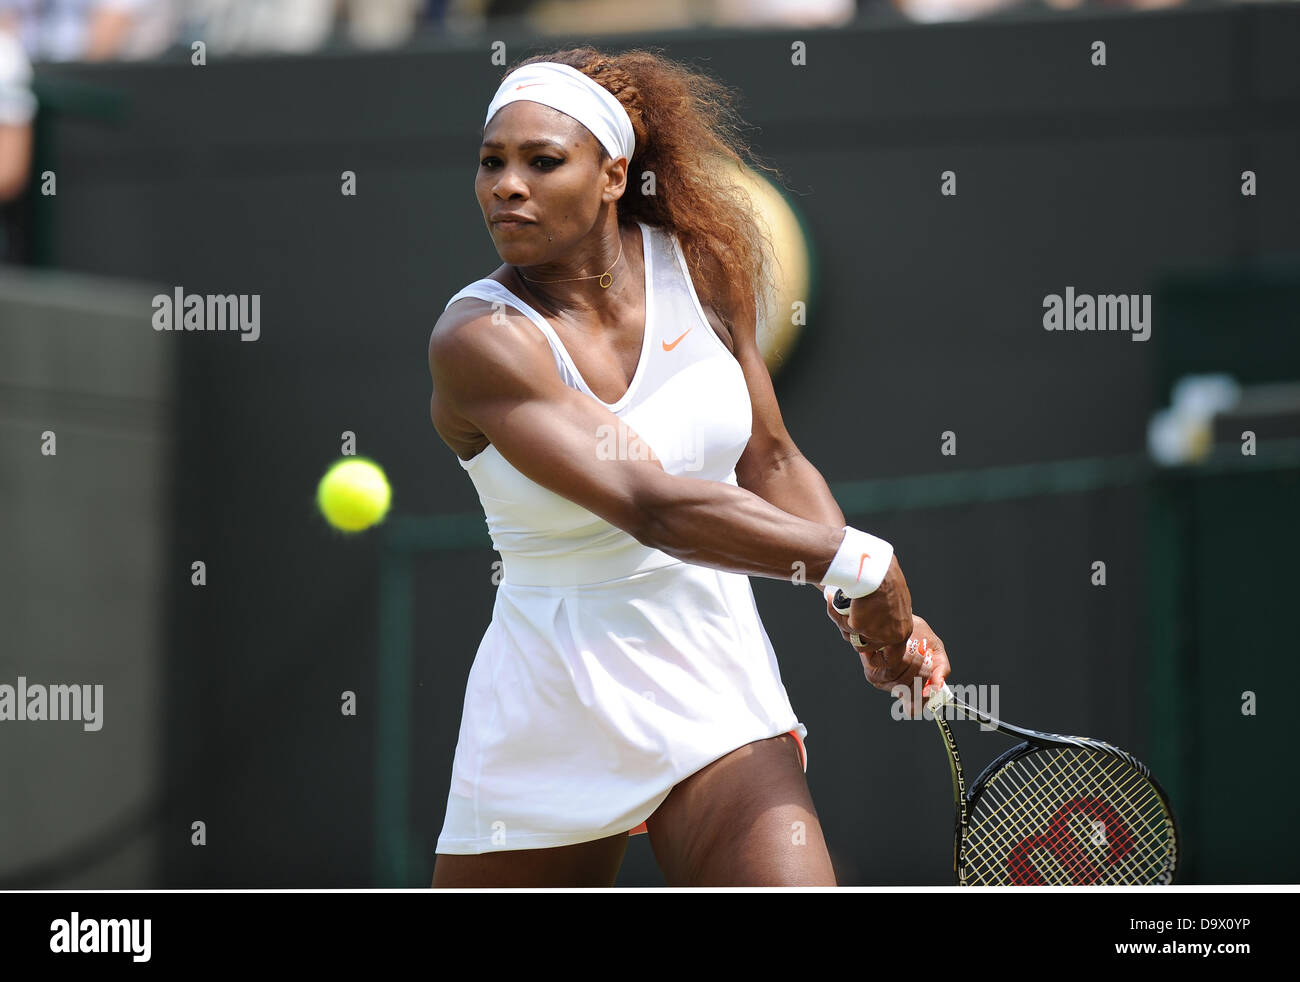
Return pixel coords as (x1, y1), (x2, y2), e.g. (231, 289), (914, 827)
(714, 302), (846, 543)
(720, 301), (868, 626)
(718, 300), (949, 704)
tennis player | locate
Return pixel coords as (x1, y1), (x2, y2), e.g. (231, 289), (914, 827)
(427, 48), (952, 887)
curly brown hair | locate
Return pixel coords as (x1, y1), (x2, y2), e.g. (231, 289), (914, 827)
(506, 46), (784, 335)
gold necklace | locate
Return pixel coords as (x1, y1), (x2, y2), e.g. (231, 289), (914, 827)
(517, 233), (623, 290)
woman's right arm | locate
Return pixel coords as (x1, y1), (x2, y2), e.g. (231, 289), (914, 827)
(428, 306), (912, 648)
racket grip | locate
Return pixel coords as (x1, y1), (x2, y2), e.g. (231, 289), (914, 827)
(927, 681), (953, 714)
(828, 588), (870, 648)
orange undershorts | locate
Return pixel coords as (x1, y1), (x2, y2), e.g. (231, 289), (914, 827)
(626, 728), (807, 836)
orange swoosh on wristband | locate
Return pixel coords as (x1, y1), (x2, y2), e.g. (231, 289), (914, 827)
(856, 552), (871, 581)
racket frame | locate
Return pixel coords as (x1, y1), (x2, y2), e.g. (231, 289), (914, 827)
(926, 684), (1180, 886)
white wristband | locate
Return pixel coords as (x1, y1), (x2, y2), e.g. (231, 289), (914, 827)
(822, 526), (893, 599)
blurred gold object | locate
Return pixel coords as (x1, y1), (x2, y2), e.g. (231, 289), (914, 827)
(722, 159), (815, 377)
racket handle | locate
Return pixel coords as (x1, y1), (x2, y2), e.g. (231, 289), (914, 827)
(927, 681), (954, 714)
(828, 588), (871, 648)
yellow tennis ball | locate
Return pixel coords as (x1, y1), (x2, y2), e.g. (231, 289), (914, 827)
(316, 457), (391, 532)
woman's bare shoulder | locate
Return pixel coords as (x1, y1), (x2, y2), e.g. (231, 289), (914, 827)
(429, 283), (553, 395)
(427, 280), (555, 460)
(431, 270), (524, 356)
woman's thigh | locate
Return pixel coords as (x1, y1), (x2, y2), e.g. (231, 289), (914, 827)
(644, 732), (837, 886)
(431, 831), (630, 888)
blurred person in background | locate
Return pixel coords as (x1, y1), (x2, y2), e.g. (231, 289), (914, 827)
(180, 0), (428, 55)
(0, 20), (34, 263)
(343, 0), (425, 47)
(886, 0), (1286, 18)
(713, 0), (856, 26)
(889, 0), (1029, 21)
(462, 0), (855, 33)
(0, 0), (174, 62)
(1034, 0), (1188, 11)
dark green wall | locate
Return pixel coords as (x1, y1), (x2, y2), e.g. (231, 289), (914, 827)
(17, 5), (1300, 885)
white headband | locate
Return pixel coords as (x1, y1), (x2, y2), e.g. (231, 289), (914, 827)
(484, 62), (635, 165)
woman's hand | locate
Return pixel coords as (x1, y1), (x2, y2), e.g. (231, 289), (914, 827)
(824, 555), (913, 650)
(826, 589), (952, 716)
(859, 615), (951, 717)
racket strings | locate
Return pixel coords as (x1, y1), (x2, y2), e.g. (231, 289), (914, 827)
(969, 751), (1169, 885)
(972, 772), (1163, 884)
(966, 757), (1158, 885)
(972, 751), (1166, 879)
(968, 750), (1170, 884)
(962, 746), (1174, 885)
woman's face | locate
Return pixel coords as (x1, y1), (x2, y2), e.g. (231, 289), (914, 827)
(476, 101), (619, 264)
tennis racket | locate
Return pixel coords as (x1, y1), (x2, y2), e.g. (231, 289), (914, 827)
(831, 590), (1179, 885)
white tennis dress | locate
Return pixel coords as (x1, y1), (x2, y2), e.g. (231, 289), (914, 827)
(435, 220), (808, 855)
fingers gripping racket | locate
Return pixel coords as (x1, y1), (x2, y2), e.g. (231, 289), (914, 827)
(830, 588), (880, 652)
(831, 591), (1179, 885)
